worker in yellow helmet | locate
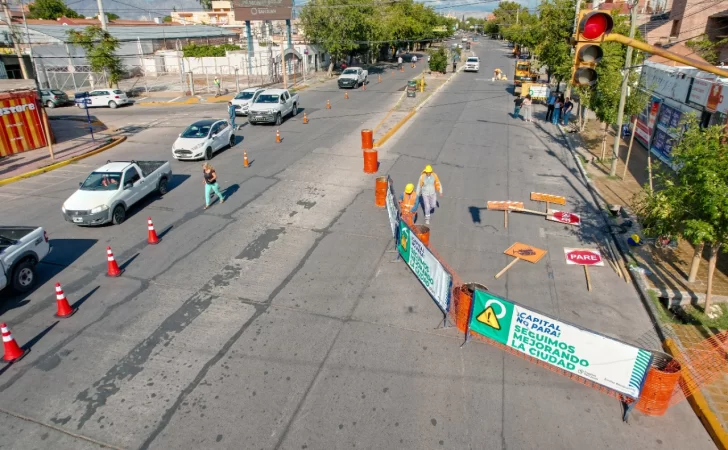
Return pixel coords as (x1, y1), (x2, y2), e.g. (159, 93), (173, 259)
(416, 165), (442, 225)
(399, 183), (419, 224)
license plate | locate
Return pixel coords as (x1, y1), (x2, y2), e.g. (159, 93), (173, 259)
(255, 116), (263, 121)
(73, 217), (83, 223)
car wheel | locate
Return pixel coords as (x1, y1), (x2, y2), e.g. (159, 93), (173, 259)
(158, 178), (169, 195)
(205, 147), (213, 160)
(229, 135), (235, 148)
(109, 101), (118, 109)
(46, 101), (55, 108)
(112, 205), (126, 225)
(12, 260), (35, 293)
(275, 113), (282, 126)
(292, 103), (298, 116)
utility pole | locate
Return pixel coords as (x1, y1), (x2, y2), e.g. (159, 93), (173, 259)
(609, 1), (638, 176)
(19, 0), (39, 90)
(1, 0), (29, 79)
(96, 0), (107, 30)
(572, 0), (581, 35)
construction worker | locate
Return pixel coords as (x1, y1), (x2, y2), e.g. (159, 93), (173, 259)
(399, 183), (419, 224)
(415, 165), (442, 225)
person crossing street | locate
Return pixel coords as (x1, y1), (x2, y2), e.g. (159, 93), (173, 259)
(415, 165), (442, 225)
(399, 183), (419, 225)
(227, 101), (236, 130)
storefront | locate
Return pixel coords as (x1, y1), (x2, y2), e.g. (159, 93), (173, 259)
(0, 83), (47, 157)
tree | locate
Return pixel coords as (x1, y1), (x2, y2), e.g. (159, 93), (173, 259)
(198, 0), (212, 10)
(686, 34), (728, 66)
(28, 0), (81, 20)
(106, 13), (120, 21)
(634, 115), (728, 310)
(428, 47), (447, 73)
(535, 0), (575, 85)
(163, 15), (172, 23)
(66, 26), (124, 88)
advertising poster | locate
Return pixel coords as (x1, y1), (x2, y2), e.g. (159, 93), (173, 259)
(468, 290), (652, 399)
(689, 77), (713, 107)
(635, 97), (661, 148)
(397, 220), (452, 313)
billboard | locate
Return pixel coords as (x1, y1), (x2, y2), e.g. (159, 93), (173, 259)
(468, 289), (652, 399)
(0, 92), (47, 157)
(233, 0), (293, 21)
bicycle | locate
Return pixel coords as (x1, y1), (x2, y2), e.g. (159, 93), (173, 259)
(643, 235), (678, 250)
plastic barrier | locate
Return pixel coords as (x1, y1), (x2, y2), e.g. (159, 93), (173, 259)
(635, 352), (682, 416)
(375, 176), (387, 207)
(364, 150), (378, 173)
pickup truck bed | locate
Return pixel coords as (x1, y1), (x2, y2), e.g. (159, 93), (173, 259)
(136, 161), (168, 178)
(0, 227), (36, 253)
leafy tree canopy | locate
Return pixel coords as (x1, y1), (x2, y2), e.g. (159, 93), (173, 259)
(29, 0), (81, 20)
(66, 26), (124, 87)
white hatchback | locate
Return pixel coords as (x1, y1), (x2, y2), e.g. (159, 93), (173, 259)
(172, 119), (235, 161)
(464, 57), (480, 72)
(77, 89), (130, 109)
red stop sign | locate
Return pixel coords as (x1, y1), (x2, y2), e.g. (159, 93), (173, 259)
(553, 211), (581, 225)
(565, 249), (603, 265)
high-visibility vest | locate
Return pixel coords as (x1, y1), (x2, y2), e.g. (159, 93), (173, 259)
(400, 192), (417, 211)
(418, 173), (442, 193)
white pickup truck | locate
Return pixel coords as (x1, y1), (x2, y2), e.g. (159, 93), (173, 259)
(0, 226), (51, 293)
(62, 160), (173, 226)
(338, 67), (368, 89)
(247, 88), (300, 126)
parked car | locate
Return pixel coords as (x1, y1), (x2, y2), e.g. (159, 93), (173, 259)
(76, 89), (130, 109)
(464, 57), (480, 72)
(62, 160), (173, 226)
(231, 88), (265, 116)
(40, 89), (71, 108)
(172, 119), (235, 161)
(338, 67), (368, 89)
(0, 226), (50, 294)
(248, 89), (299, 126)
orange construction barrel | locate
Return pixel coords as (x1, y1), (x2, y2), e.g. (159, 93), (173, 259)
(361, 129), (373, 150)
(635, 351), (682, 416)
(413, 224), (430, 247)
(454, 283), (489, 333)
(364, 149), (378, 174)
(375, 176), (387, 207)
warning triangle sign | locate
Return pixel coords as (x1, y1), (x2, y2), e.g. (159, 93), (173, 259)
(476, 306), (501, 330)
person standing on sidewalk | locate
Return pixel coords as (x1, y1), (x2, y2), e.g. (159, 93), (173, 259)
(522, 95), (533, 122)
(203, 163), (225, 210)
(513, 95), (524, 119)
(214, 77), (221, 97)
(552, 96), (563, 125)
(545, 92), (556, 122)
(452, 60), (457, 72)
(416, 165), (442, 225)
(398, 56), (403, 70)
(227, 101), (236, 130)
(399, 183), (419, 225)
(562, 97), (574, 126)
(411, 55), (417, 68)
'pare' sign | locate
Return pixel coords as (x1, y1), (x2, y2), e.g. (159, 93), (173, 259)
(548, 210), (581, 226)
(564, 248), (604, 266)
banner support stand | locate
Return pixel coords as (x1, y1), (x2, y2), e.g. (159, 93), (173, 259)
(622, 400), (636, 423)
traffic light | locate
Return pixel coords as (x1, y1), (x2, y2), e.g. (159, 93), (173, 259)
(571, 11), (614, 86)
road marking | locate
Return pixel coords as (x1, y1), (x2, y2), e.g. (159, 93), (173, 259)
(136, 97), (148, 102)
(168, 96), (183, 103)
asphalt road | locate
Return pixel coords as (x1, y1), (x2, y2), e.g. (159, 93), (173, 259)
(0, 40), (714, 450)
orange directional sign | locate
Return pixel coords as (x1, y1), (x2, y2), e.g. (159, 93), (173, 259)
(504, 242), (547, 264)
(487, 201), (524, 211)
(531, 192), (566, 205)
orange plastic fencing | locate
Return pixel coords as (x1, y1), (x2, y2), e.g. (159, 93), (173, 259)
(668, 331), (728, 407)
(635, 353), (682, 416)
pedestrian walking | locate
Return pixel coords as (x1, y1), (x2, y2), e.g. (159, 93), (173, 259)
(416, 165), (442, 225)
(398, 56), (403, 70)
(227, 101), (236, 130)
(513, 95), (524, 119)
(399, 183), (419, 224)
(545, 92), (556, 122)
(522, 95), (533, 122)
(214, 77), (221, 97)
(562, 97), (574, 126)
(411, 55), (417, 68)
(452, 60), (457, 72)
(203, 163), (225, 210)
(552, 96), (563, 125)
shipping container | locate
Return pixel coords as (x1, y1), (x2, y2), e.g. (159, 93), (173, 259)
(0, 90), (47, 157)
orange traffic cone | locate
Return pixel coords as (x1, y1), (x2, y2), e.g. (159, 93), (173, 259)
(243, 150), (249, 168)
(303, 112), (308, 124)
(344, 91), (349, 99)
(276, 129), (281, 143)
(147, 217), (159, 245)
(326, 100), (331, 109)
(378, 74), (381, 83)
(54, 282), (76, 318)
(400, 66), (404, 72)
(106, 246), (122, 277)
(362, 83), (366, 91)
(2, 323), (26, 362)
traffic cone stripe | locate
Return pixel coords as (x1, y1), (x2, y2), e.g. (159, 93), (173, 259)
(2, 334), (12, 343)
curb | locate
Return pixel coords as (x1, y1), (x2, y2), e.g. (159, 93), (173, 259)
(664, 338), (728, 450)
(138, 97), (200, 106)
(0, 136), (128, 186)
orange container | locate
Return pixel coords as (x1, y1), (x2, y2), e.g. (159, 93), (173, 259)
(361, 129), (373, 150)
(413, 224), (430, 247)
(375, 176), (387, 207)
(0, 91), (47, 157)
(453, 283), (488, 333)
(635, 353), (682, 416)
(363, 149), (378, 173)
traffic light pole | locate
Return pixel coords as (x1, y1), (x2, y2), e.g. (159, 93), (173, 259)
(609, 3), (637, 177)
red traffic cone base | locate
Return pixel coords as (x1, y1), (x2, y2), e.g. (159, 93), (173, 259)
(54, 282), (76, 318)
(2, 323), (27, 363)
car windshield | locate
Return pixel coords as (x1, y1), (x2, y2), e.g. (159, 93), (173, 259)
(181, 124), (212, 138)
(81, 172), (122, 191)
(467, 58), (478, 63)
(342, 69), (358, 74)
(517, 64), (530, 71)
(235, 92), (255, 100)
(255, 94), (280, 103)
(113, 90), (124, 95)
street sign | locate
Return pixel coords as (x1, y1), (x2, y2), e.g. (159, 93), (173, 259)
(496, 242), (547, 279)
(564, 248), (604, 266)
(547, 210), (581, 226)
(530, 192), (566, 205)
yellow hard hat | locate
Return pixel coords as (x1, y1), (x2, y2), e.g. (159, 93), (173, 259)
(631, 234), (640, 244)
(405, 183), (415, 194)
(424, 165), (433, 173)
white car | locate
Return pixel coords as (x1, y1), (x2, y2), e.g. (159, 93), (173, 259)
(231, 88), (265, 116)
(464, 57), (480, 72)
(76, 89), (129, 109)
(338, 67), (368, 89)
(172, 119), (235, 161)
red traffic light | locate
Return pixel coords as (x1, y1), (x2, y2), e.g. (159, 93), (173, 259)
(579, 12), (614, 40)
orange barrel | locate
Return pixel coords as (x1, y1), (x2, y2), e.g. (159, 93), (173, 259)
(453, 283), (489, 333)
(400, 210), (415, 226)
(361, 129), (374, 150)
(413, 224), (430, 247)
(363, 150), (378, 174)
(635, 352), (682, 416)
(375, 176), (387, 208)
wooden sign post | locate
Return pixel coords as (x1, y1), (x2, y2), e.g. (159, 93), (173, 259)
(531, 192), (566, 213)
(487, 201), (524, 229)
(564, 248), (605, 291)
(495, 242), (547, 279)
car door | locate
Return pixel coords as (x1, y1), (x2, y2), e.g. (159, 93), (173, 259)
(283, 91), (292, 115)
(253, 89), (264, 103)
(209, 122), (223, 151)
(88, 90), (104, 107)
(214, 122), (230, 151)
(121, 167), (144, 206)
